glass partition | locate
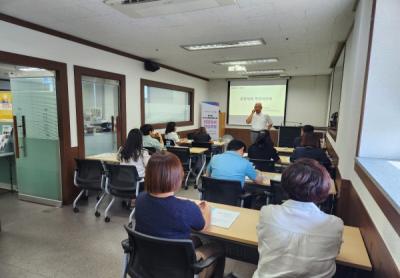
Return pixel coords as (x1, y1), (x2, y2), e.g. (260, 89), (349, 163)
(82, 76), (120, 156)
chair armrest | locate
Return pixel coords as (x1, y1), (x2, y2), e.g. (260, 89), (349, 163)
(240, 192), (252, 200)
(121, 239), (133, 253)
(192, 250), (224, 274)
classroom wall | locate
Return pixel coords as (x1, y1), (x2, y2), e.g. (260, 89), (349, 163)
(0, 20), (209, 147)
(326, 0), (400, 268)
(358, 0), (400, 159)
(207, 75), (330, 128)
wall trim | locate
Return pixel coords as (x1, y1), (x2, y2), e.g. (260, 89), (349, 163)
(0, 12), (209, 82)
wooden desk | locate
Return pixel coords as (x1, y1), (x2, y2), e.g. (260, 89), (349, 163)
(279, 155), (291, 165)
(245, 171), (336, 195)
(86, 153), (119, 163)
(189, 147), (208, 154)
(275, 147), (294, 154)
(194, 201), (372, 271)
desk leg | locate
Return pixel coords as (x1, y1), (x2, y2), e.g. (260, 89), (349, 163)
(195, 154), (206, 186)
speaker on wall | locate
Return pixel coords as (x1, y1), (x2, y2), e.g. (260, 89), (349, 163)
(144, 60), (160, 72)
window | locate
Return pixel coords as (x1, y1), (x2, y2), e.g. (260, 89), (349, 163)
(140, 79), (194, 129)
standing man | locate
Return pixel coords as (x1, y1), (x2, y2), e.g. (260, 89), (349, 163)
(246, 102), (273, 143)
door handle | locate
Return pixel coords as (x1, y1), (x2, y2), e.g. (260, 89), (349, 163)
(21, 115), (26, 138)
(111, 116), (114, 132)
(12, 115), (20, 158)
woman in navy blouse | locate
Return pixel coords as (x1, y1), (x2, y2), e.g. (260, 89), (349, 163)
(135, 151), (225, 277)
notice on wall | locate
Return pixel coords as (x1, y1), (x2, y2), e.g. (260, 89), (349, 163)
(200, 102), (219, 140)
(0, 91), (13, 122)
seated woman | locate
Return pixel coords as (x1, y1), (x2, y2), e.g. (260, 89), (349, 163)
(192, 126), (211, 143)
(248, 131), (280, 163)
(118, 128), (150, 178)
(290, 133), (331, 169)
(135, 151), (225, 278)
(164, 121), (179, 145)
(253, 159), (343, 278)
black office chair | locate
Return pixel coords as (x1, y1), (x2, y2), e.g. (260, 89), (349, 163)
(143, 146), (156, 155)
(249, 158), (276, 172)
(167, 146), (193, 190)
(270, 180), (289, 205)
(121, 226), (225, 278)
(199, 176), (251, 207)
(164, 139), (175, 147)
(103, 163), (143, 223)
(73, 159), (105, 214)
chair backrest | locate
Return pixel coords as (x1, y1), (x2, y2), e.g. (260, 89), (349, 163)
(270, 180), (289, 205)
(104, 163), (141, 197)
(74, 158), (104, 190)
(191, 141), (212, 152)
(249, 158), (275, 172)
(201, 176), (243, 206)
(167, 146), (191, 165)
(143, 146), (156, 155)
(124, 226), (197, 278)
(165, 139), (176, 146)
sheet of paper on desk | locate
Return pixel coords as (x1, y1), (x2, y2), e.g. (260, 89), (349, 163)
(389, 161), (400, 170)
(211, 208), (240, 228)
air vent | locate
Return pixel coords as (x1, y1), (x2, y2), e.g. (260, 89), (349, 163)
(104, 0), (237, 18)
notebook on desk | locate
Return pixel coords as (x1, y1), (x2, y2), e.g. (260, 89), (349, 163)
(211, 207), (240, 229)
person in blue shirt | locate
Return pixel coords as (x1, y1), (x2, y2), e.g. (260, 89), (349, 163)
(207, 139), (264, 186)
(135, 151), (225, 278)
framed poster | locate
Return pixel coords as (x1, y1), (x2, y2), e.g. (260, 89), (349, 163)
(0, 91), (13, 122)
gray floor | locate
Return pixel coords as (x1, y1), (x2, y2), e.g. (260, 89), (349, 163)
(0, 188), (256, 278)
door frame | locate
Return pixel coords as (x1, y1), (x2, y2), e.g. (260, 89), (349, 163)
(0, 50), (74, 205)
(74, 66), (126, 158)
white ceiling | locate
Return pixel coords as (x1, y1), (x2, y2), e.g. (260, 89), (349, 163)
(0, 0), (355, 79)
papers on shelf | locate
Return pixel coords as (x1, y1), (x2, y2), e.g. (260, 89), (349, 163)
(211, 207), (240, 229)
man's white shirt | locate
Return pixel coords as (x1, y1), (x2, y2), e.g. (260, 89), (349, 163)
(251, 112), (273, 131)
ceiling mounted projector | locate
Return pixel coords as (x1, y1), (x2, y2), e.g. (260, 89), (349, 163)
(103, 0), (237, 18)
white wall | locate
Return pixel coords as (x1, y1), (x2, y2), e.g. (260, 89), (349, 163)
(358, 0), (400, 159)
(0, 21), (209, 147)
(327, 0), (400, 268)
(286, 76), (330, 126)
(208, 75), (330, 128)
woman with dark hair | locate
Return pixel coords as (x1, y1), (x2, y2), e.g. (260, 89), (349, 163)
(135, 151), (225, 278)
(253, 159), (343, 278)
(118, 128), (150, 178)
(164, 121), (179, 143)
(248, 131), (280, 162)
(290, 133), (330, 168)
(192, 126), (211, 143)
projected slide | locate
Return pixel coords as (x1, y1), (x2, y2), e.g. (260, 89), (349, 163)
(228, 80), (287, 126)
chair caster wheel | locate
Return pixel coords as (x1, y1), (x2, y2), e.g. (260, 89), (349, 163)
(95, 211), (100, 217)
(82, 195), (89, 201)
(96, 196), (100, 201)
(184, 186), (188, 190)
(73, 207), (79, 213)
(194, 185), (198, 189)
(105, 217), (110, 223)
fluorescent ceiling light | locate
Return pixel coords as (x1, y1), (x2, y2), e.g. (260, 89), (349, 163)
(215, 58), (278, 66)
(17, 67), (46, 72)
(182, 39), (265, 51)
(244, 69), (285, 75)
(228, 65), (247, 72)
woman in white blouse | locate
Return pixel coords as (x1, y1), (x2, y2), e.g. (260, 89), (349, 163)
(118, 128), (150, 178)
(253, 158), (343, 278)
(164, 121), (179, 143)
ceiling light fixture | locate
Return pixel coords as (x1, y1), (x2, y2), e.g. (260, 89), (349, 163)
(215, 58), (278, 66)
(244, 69), (285, 75)
(228, 65), (247, 72)
(181, 39), (265, 51)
